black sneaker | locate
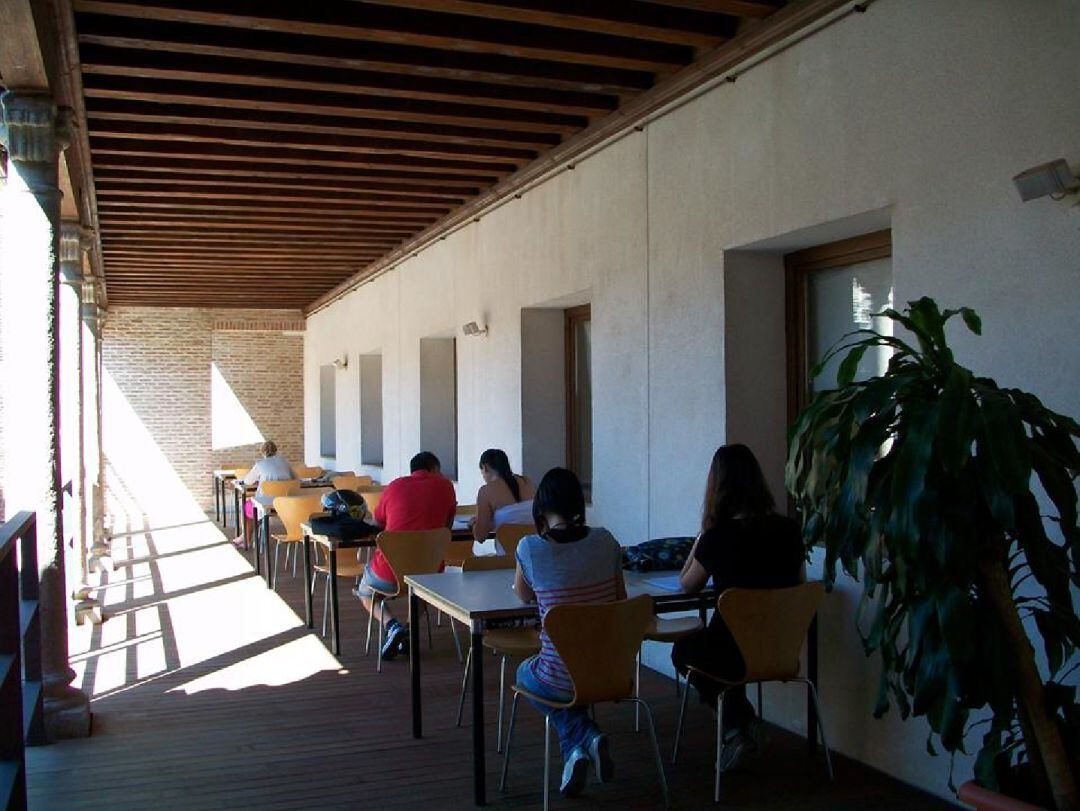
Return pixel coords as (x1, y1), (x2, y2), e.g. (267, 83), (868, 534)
(381, 623), (407, 660)
(560, 745), (590, 797)
(587, 733), (615, 783)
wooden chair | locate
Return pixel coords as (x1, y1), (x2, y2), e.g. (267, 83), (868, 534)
(360, 490), (382, 515)
(455, 554), (537, 751)
(293, 465), (325, 479)
(456, 503), (478, 516)
(671, 582), (833, 801)
(251, 479), (300, 562)
(233, 467), (250, 479)
(312, 545), (367, 639)
(500, 596), (668, 810)
(444, 539), (476, 568)
(330, 474), (373, 491)
(634, 615), (705, 731)
(494, 523), (533, 559)
(368, 529), (452, 672)
(270, 494), (324, 589)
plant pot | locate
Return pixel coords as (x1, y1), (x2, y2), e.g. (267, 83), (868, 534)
(958, 780), (1049, 811)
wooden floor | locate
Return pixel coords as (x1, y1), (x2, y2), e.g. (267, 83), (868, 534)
(27, 517), (955, 810)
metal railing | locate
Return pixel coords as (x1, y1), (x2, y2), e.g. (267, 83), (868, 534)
(0, 511), (45, 811)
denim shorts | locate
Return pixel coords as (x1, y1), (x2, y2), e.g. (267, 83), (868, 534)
(354, 566), (397, 598)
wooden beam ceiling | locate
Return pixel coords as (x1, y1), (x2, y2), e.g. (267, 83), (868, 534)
(72, 0), (792, 307)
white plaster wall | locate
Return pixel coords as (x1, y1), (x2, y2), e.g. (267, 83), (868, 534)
(305, 0), (1080, 799)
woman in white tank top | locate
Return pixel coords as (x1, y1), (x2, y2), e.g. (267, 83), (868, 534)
(472, 448), (535, 549)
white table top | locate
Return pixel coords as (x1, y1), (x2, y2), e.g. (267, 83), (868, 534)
(405, 569), (714, 628)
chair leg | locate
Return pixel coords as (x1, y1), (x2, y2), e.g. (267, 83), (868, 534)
(499, 692), (520, 793)
(321, 575), (330, 638)
(543, 714), (552, 811)
(496, 655), (507, 753)
(456, 644), (473, 727)
(672, 675), (690, 763)
(630, 698), (670, 809)
(292, 543), (298, 577)
(449, 617), (463, 663)
(272, 539), (281, 589)
(365, 594), (376, 656)
(715, 691), (726, 803)
(377, 599), (386, 673)
(804, 679), (835, 781)
(635, 648), (642, 732)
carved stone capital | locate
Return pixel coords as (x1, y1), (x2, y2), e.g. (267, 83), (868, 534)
(0, 92), (73, 164)
(59, 221), (87, 285)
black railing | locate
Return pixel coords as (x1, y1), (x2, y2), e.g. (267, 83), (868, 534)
(0, 511), (45, 811)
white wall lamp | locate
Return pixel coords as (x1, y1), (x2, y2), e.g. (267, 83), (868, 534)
(1013, 159), (1079, 206)
(462, 321), (488, 337)
(332, 353), (348, 369)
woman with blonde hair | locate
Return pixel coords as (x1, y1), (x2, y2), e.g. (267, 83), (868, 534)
(233, 440), (294, 549)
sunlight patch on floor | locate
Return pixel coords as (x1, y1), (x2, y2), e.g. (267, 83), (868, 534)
(173, 634), (342, 694)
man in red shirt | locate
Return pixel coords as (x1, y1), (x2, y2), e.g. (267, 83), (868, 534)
(355, 451), (456, 659)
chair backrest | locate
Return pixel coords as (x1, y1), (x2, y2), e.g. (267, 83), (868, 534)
(462, 554), (515, 572)
(331, 474), (373, 491)
(273, 494), (325, 542)
(293, 465), (324, 479)
(445, 539), (476, 567)
(259, 479), (300, 498)
(233, 467), (251, 479)
(376, 529), (452, 596)
(716, 582), (825, 683)
(495, 523), (533, 559)
(456, 504), (478, 516)
(545, 596), (654, 705)
(361, 490), (382, 514)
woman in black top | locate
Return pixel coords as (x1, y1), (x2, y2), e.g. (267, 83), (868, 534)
(672, 444), (804, 768)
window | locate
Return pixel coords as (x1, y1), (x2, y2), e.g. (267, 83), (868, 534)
(786, 230), (893, 421)
(359, 354), (383, 467)
(565, 304), (592, 499)
(319, 364), (336, 458)
(419, 337), (457, 480)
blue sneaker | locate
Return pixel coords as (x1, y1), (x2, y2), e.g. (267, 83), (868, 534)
(381, 622), (408, 661)
(560, 745), (590, 797)
(587, 733), (615, 783)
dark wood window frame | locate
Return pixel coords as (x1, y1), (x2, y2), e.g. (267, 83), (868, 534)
(784, 229), (892, 426)
(564, 303), (592, 499)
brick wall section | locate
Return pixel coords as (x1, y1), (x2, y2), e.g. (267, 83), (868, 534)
(102, 307), (305, 513)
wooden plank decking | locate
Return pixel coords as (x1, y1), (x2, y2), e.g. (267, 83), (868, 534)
(27, 518), (954, 810)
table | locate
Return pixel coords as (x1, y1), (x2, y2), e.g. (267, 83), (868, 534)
(405, 569), (720, 806)
(212, 469), (235, 525)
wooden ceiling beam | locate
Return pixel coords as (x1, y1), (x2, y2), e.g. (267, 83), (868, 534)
(75, 14), (653, 96)
(84, 98), (560, 151)
(89, 156), (492, 188)
(98, 200), (444, 221)
(96, 184), (461, 209)
(101, 233), (400, 248)
(89, 137), (518, 177)
(82, 76), (583, 134)
(88, 119), (537, 164)
(96, 216), (423, 235)
(79, 44), (617, 117)
(94, 172), (473, 202)
(73, 0), (692, 73)
(356, 1), (735, 47)
(98, 224), (408, 239)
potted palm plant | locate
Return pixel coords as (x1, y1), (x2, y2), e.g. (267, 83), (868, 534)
(785, 297), (1080, 810)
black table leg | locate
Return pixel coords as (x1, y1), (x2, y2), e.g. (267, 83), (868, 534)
(808, 614), (819, 753)
(410, 589), (422, 739)
(329, 548), (340, 656)
(250, 502), (260, 579)
(471, 626), (486, 806)
(213, 474), (220, 523)
(263, 511), (273, 586)
(233, 488), (241, 538)
(303, 537), (313, 629)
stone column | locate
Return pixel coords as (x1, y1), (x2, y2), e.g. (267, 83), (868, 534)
(0, 91), (91, 738)
(83, 294), (110, 572)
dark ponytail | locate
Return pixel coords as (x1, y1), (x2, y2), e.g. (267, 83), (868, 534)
(479, 448), (521, 502)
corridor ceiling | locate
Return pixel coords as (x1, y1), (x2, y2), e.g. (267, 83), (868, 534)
(70, 0), (794, 309)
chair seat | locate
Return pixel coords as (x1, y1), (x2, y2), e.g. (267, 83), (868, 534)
(645, 616), (704, 642)
(512, 678), (634, 710)
(483, 628), (540, 657)
(314, 557), (366, 579)
(270, 533), (303, 544)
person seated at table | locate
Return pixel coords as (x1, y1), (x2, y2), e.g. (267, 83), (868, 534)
(355, 451), (456, 660)
(513, 467), (625, 798)
(672, 443), (804, 773)
(232, 440), (294, 550)
(471, 448), (535, 547)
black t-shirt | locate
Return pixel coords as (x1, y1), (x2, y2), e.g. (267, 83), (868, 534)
(694, 513), (804, 594)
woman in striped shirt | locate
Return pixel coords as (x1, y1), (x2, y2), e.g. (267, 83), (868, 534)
(514, 468), (626, 798)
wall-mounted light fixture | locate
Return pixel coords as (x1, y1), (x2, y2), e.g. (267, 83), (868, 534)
(332, 353), (348, 369)
(1013, 159), (1079, 202)
(462, 321), (488, 337)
